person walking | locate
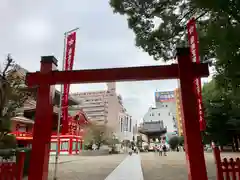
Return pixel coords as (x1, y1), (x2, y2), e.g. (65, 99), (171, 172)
(159, 144), (163, 156)
(162, 144), (167, 156)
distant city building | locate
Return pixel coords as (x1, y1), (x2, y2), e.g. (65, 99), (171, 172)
(154, 91), (178, 133)
(174, 88), (184, 136)
(71, 82), (132, 141)
(143, 106), (176, 132)
(118, 113), (134, 141)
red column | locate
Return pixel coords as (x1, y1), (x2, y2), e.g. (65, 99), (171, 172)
(58, 138), (61, 155)
(69, 137), (73, 155)
(28, 56), (57, 180)
(16, 151), (25, 180)
(177, 47), (208, 180)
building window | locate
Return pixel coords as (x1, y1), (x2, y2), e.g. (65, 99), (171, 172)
(129, 118), (132, 132)
(152, 113), (154, 116)
(60, 141), (69, 151)
(120, 118), (123, 132)
(72, 141), (77, 151)
(158, 113), (160, 116)
(78, 142), (81, 150)
(51, 142), (57, 151)
(124, 117), (128, 131)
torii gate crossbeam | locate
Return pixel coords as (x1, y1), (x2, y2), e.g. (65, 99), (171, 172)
(26, 63), (208, 86)
(27, 47), (209, 180)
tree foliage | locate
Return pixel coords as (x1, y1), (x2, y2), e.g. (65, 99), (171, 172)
(109, 0), (240, 91)
(0, 55), (33, 149)
(109, 0), (240, 58)
(178, 136), (184, 146)
(83, 122), (114, 149)
(202, 79), (240, 149)
(168, 136), (179, 150)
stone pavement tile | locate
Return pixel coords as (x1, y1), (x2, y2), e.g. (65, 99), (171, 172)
(48, 154), (127, 180)
(105, 154), (144, 180)
(141, 152), (217, 180)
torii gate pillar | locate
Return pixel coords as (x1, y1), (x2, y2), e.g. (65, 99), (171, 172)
(28, 56), (57, 180)
(177, 48), (208, 180)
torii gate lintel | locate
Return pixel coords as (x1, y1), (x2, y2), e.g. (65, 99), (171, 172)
(26, 63), (209, 86)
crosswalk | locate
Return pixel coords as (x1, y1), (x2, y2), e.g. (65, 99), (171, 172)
(105, 154), (144, 180)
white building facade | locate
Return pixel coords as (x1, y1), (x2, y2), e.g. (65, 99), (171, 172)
(154, 91), (178, 133)
(143, 107), (176, 132)
(118, 113), (134, 141)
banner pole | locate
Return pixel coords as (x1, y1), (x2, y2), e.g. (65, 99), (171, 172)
(53, 31), (67, 180)
(53, 27), (79, 180)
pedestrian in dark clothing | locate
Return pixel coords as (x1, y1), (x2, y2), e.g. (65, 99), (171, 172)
(162, 144), (167, 156)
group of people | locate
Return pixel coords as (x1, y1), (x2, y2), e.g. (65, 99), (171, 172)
(154, 144), (167, 156)
(128, 145), (138, 155)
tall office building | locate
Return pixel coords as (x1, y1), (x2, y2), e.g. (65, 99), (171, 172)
(71, 82), (132, 141)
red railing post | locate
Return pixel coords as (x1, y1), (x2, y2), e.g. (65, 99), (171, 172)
(213, 147), (224, 180)
(16, 151), (25, 180)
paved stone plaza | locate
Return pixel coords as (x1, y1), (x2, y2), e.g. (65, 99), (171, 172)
(141, 151), (240, 180)
(23, 151), (240, 180)
(48, 154), (127, 180)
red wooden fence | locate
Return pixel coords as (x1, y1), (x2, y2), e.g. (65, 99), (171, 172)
(0, 151), (25, 180)
(213, 146), (240, 180)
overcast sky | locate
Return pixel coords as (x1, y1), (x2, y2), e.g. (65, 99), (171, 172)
(0, 0), (212, 123)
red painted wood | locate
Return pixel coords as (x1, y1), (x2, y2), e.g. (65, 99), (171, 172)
(213, 146), (240, 180)
(16, 152), (25, 180)
(223, 158), (230, 180)
(0, 162), (16, 180)
(26, 63), (209, 86)
(230, 158), (236, 180)
(213, 147), (224, 180)
(236, 158), (240, 179)
(28, 56), (57, 180)
(177, 48), (208, 180)
(26, 49), (210, 180)
(69, 137), (73, 155)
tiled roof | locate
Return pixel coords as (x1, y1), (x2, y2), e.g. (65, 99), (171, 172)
(11, 116), (34, 124)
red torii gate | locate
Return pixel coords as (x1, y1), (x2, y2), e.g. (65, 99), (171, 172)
(26, 47), (209, 180)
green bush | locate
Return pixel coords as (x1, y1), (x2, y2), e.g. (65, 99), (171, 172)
(16, 147), (32, 177)
(168, 136), (180, 150)
(179, 136), (184, 146)
(0, 134), (17, 149)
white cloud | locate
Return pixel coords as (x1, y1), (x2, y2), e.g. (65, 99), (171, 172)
(16, 18), (53, 43)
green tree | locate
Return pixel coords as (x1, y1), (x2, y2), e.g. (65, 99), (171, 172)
(202, 79), (240, 149)
(83, 122), (113, 149)
(109, 0), (240, 59)
(109, 0), (240, 91)
(168, 136), (179, 150)
(178, 136), (184, 146)
(0, 55), (33, 149)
